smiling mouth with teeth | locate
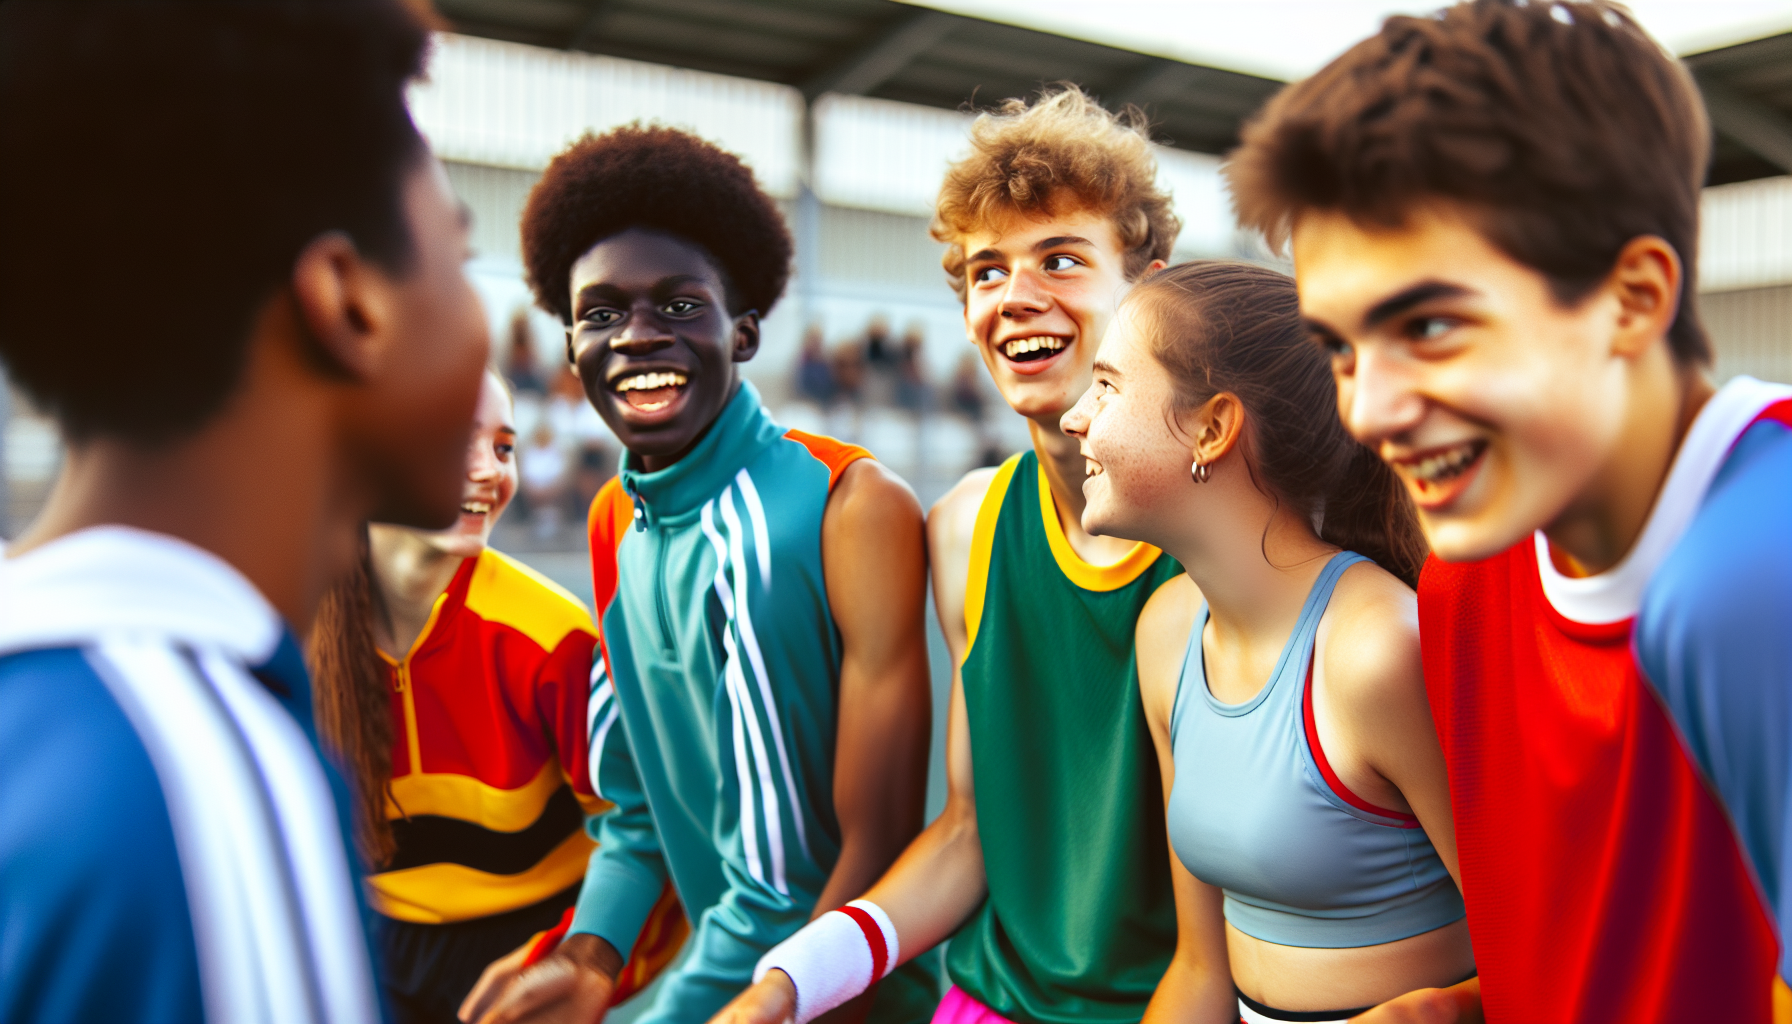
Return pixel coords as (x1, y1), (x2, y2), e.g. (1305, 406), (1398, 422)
(1001, 336), (1067, 362)
(460, 500), (492, 516)
(613, 371), (690, 412)
(1397, 440), (1487, 487)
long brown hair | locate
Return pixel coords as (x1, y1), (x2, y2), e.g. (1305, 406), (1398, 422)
(1133, 261), (1428, 587)
(308, 527), (397, 868)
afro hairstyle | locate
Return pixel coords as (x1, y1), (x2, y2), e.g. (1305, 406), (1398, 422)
(523, 125), (792, 324)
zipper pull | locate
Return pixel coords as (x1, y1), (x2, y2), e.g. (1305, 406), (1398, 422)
(632, 492), (648, 533)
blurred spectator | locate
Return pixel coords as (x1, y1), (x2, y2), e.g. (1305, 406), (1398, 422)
(895, 322), (931, 414)
(863, 314), (895, 370)
(832, 338), (866, 409)
(545, 366), (617, 523)
(796, 323), (836, 407)
(519, 422), (569, 540)
(950, 352), (986, 423)
(503, 306), (545, 394)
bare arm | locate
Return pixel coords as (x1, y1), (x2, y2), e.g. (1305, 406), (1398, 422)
(1315, 567), (1482, 1024)
(1134, 577), (1236, 1024)
(812, 458), (934, 915)
(710, 469), (996, 1024)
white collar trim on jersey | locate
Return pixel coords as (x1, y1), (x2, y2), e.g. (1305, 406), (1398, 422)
(1536, 375), (1792, 625)
(0, 525), (283, 661)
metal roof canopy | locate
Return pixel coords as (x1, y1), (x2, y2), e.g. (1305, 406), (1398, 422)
(436, 0), (1792, 185)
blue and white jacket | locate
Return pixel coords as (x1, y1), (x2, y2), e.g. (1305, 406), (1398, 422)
(0, 527), (380, 1023)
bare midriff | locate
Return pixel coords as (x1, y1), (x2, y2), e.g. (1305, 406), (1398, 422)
(1227, 917), (1474, 1012)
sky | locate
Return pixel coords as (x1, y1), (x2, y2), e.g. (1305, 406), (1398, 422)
(905, 0), (1792, 81)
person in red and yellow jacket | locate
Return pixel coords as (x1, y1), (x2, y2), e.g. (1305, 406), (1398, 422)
(310, 371), (683, 1024)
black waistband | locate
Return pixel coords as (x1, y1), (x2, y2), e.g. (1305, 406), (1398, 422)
(1235, 987), (1372, 1022)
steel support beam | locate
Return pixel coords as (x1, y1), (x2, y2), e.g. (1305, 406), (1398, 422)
(1700, 75), (1792, 174)
(566, 0), (613, 53)
(1107, 58), (1196, 111)
(801, 9), (956, 101)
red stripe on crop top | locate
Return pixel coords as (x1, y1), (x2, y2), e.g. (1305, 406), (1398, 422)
(1301, 652), (1420, 827)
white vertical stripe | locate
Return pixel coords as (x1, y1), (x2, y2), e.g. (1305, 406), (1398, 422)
(194, 651), (376, 1024)
(719, 491), (812, 860)
(703, 499), (766, 887)
(90, 638), (379, 1024)
(587, 667), (621, 802)
(734, 468), (773, 591)
(720, 492), (790, 894)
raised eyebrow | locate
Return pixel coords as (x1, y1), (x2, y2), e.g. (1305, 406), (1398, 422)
(966, 248), (1004, 264)
(1092, 358), (1122, 376)
(1361, 280), (1475, 331)
(1035, 235), (1094, 252)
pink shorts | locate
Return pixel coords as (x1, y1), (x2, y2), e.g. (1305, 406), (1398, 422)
(930, 986), (1019, 1024)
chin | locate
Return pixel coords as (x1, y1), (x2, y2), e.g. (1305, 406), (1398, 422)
(1416, 511), (1529, 565)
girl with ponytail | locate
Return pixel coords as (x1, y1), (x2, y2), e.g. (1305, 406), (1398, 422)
(1061, 262), (1476, 1024)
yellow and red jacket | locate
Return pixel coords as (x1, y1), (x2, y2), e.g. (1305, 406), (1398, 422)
(368, 547), (603, 924)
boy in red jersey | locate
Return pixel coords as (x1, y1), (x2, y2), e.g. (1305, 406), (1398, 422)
(1228, 1), (1792, 1022)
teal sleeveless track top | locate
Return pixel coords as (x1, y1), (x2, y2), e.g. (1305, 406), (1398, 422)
(1167, 552), (1465, 949)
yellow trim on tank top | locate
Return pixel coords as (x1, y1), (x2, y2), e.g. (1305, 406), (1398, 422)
(961, 454), (1022, 666)
(366, 828), (595, 924)
(1034, 459), (1161, 592)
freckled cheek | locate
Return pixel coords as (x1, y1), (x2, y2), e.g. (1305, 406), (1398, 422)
(1091, 419), (1184, 510)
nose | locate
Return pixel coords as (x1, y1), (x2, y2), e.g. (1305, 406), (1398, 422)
(1060, 384), (1097, 439)
(467, 435), (499, 482)
(1340, 345), (1425, 446)
(610, 300), (675, 355)
(999, 267), (1050, 319)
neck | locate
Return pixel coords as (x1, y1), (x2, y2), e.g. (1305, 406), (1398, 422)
(1544, 355), (1715, 576)
(1158, 480), (1336, 646)
(1029, 414), (1136, 565)
(11, 375), (356, 636)
(367, 526), (464, 653)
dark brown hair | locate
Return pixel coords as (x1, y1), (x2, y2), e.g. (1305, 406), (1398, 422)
(308, 530), (396, 869)
(931, 84), (1180, 302)
(1134, 261), (1428, 587)
(522, 125), (792, 323)
(0, 0), (434, 444)
(1226, 0), (1711, 364)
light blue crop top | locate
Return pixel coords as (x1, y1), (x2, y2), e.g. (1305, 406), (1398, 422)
(1166, 551), (1465, 949)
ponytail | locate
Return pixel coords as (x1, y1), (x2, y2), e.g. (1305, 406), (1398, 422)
(1135, 261), (1427, 587)
(308, 528), (397, 869)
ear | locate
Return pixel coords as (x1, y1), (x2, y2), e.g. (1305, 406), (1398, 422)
(1606, 235), (1680, 360)
(1146, 257), (1168, 276)
(731, 310), (762, 363)
(289, 230), (394, 382)
(1186, 392), (1247, 467)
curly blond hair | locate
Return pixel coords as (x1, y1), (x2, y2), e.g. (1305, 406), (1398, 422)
(931, 84), (1179, 302)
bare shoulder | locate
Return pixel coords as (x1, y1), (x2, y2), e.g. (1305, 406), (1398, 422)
(1135, 574), (1201, 721)
(926, 466), (998, 569)
(826, 458), (924, 535)
(1320, 560), (1423, 707)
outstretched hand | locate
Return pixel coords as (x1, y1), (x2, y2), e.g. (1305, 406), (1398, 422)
(1348, 978), (1482, 1024)
(459, 933), (621, 1024)
(706, 969), (798, 1024)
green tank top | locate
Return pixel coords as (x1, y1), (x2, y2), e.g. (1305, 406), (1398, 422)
(948, 450), (1183, 1024)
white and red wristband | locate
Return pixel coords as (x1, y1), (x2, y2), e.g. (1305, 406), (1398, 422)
(753, 899), (900, 1024)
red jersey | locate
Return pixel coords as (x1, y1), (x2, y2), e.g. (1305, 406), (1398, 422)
(1419, 382), (1788, 1022)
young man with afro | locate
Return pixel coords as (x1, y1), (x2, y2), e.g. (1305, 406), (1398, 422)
(1231, 1), (1792, 1020)
(461, 126), (940, 1024)
(717, 86), (1188, 1024)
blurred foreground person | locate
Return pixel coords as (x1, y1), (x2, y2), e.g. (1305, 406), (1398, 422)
(309, 371), (685, 1024)
(1062, 263), (1467, 1024)
(717, 85), (1180, 1024)
(461, 126), (937, 1023)
(1231, 1), (1792, 1020)
(0, 1), (490, 1021)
